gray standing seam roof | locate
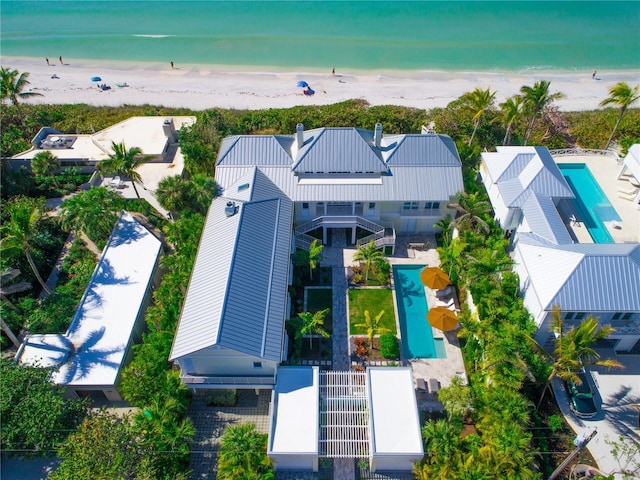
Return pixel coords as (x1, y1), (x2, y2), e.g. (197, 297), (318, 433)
(170, 169), (292, 361)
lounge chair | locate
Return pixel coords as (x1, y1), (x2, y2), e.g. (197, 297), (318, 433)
(110, 176), (123, 188)
(435, 286), (453, 298)
(429, 378), (440, 394)
(436, 297), (455, 308)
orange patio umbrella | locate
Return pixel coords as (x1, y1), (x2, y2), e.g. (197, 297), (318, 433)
(427, 307), (459, 331)
(420, 266), (450, 290)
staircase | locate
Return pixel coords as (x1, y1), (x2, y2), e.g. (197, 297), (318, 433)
(294, 216), (395, 250)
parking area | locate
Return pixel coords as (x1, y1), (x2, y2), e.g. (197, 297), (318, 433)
(551, 349), (640, 477)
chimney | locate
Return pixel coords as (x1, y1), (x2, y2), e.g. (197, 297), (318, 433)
(225, 201), (237, 217)
(296, 123), (304, 148)
(163, 118), (177, 143)
(374, 123), (383, 148)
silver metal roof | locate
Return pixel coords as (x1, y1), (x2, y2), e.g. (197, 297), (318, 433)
(170, 168), (292, 361)
(518, 242), (640, 312)
(214, 127), (463, 202)
(521, 194), (573, 245)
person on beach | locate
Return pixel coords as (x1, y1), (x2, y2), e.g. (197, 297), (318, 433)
(332, 67), (335, 76)
(46, 57), (50, 66)
(59, 56), (63, 65)
(592, 70), (597, 79)
(171, 61), (174, 69)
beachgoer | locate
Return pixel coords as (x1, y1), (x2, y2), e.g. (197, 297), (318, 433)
(332, 67), (335, 76)
(46, 57), (50, 66)
(171, 61), (174, 69)
(592, 70), (597, 79)
(59, 56), (63, 65)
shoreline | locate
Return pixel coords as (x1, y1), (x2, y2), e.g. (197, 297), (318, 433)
(4, 56), (640, 113)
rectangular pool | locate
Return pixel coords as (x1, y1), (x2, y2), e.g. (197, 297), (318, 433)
(392, 265), (446, 359)
(558, 163), (620, 244)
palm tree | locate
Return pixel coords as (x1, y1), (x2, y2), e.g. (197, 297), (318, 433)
(434, 214), (454, 247)
(461, 87), (496, 145)
(500, 95), (524, 145)
(217, 423), (272, 480)
(0, 67), (42, 114)
(298, 308), (330, 349)
(0, 197), (52, 294)
(353, 240), (385, 282)
(534, 306), (623, 410)
(308, 239), (323, 280)
(450, 191), (492, 234)
(59, 187), (121, 244)
(355, 309), (389, 347)
(436, 237), (467, 284)
(98, 141), (145, 199)
(520, 80), (564, 145)
(600, 82), (640, 150)
(0, 268), (32, 348)
(31, 151), (61, 187)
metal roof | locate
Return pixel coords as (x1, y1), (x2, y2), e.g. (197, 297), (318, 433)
(518, 242), (640, 312)
(521, 194), (573, 245)
(170, 169), (292, 361)
(17, 212), (162, 387)
(214, 127), (463, 202)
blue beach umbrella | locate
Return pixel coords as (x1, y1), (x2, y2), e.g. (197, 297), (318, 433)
(91, 76), (102, 82)
(296, 80), (309, 88)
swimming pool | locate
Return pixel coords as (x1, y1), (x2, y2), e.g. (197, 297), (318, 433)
(558, 163), (620, 244)
(392, 265), (446, 359)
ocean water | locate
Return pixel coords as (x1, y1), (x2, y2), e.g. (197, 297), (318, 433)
(1, 1), (638, 72)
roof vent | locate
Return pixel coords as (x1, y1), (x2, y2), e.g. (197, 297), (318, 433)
(225, 201), (237, 217)
(374, 123), (383, 148)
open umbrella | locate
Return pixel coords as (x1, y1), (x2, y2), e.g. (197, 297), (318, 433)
(91, 76), (102, 82)
(296, 80), (309, 88)
(420, 266), (450, 290)
(427, 307), (458, 331)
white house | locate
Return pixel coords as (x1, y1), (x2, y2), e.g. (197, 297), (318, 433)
(170, 124), (464, 388)
(480, 146), (640, 351)
(16, 211), (163, 401)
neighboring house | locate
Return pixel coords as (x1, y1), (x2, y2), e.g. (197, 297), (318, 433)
(480, 146), (640, 351)
(16, 211), (163, 401)
(170, 124), (464, 389)
(8, 116), (195, 171)
(268, 367), (423, 473)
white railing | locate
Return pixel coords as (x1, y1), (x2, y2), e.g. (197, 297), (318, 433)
(181, 374), (275, 386)
(295, 216), (386, 235)
(550, 148), (621, 164)
(296, 232), (317, 250)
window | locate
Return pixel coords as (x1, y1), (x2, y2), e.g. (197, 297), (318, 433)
(564, 312), (575, 320)
(424, 201), (440, 210)
(622, 312), (633, 321)
(403, 202), (418, 210)
(368, 202), (376, 209)
(302, 202), (309, 209)
(575, 312), (586, 320)
(612, 312), (622, 320)
(253, 362), (263, 369)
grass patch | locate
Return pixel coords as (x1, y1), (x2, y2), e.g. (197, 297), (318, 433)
(349, 288), (396, 335)
(305, 288), (332, 313)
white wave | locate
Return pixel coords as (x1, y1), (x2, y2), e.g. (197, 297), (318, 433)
(132, 34), (173, 39)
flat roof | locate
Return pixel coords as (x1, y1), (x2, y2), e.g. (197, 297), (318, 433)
(269, 367), (319, 455)
(16, 211), (162, 388)
(368, 367), (423, 456)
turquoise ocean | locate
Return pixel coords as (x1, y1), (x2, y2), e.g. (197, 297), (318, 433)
(2, 1), (639, 72)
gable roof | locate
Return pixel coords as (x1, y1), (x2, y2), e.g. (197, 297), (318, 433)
(170, 168), (292, 361)
(519, 242), (640, 312)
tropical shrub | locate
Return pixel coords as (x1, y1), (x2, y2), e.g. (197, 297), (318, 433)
(379, 332), (399, 359)
(217, 423), (273, 480)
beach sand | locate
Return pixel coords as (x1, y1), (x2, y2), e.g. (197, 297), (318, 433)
(4, 56), (639, 112)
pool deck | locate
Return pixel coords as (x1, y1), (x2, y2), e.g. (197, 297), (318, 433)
(342, 235), (467, 412)
(554, 153), (640, 244)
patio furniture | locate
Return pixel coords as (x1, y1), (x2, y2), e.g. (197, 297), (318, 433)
(435, 285), (452, 298)
(428, 378), (440, 394)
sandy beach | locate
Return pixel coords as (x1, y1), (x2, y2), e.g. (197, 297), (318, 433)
(4, 56), (639, 112)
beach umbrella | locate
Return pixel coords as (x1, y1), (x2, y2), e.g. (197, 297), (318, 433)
(420, 266), (450, 290)
(91, 76), (102, 82)
(296, 80), (309, 88)
(427, 307), (458, 332)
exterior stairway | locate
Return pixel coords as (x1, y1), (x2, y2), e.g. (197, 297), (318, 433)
(294, 216), (395, 250)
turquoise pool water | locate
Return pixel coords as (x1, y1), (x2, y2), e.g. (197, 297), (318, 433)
(393, 265), (446, 359)
(558, 163), (620, 244)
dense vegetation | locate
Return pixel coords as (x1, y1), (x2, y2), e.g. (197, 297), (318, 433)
(1, 77), (638, 478)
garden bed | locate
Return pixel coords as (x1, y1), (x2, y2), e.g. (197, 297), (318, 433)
(348, 288), (396, 335)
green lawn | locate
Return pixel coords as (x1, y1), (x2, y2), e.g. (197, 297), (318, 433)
(348, 288), (397, 335)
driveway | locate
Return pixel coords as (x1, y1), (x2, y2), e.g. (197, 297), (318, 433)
(551, 349), (640, 478)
